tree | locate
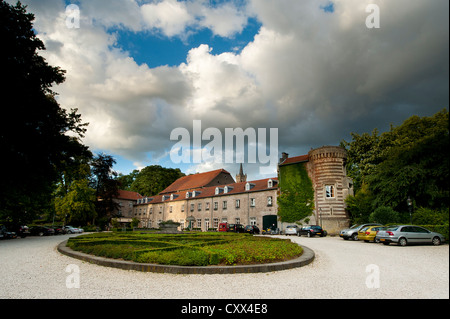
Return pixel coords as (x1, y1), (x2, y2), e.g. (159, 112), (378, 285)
(90, 153), (120, 226)
(343, 110), (449, 214)
(116, 170), (140, 191)
(54, 179), (96, 226)
(130, 165), (185, 196)
(278, 163), (315, 223)
(369, 206), (400, 225)
(0, 1), (89, 225)
(345, 183), (375, 224)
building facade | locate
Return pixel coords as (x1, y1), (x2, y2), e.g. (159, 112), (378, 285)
(134, 169), (278, 231)
(279, 146), (353, 234)
(131, 145), (353, 234)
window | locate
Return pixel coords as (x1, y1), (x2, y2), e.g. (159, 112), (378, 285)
(181, 205), (184, 212)
(268, 179), (273, 188)
(205, 218), (210, 230)
(325, 185), (335, 198)
(250, 217), (257, 226)
(196, 219), (202, 229)
(150, 207), (153, 214)
(169, 206), (173, 213)
(179, 220), (184, 230)
(223, 201), (227, 209)
(213, 218), (219, 229)
(214, 202), (218, 210)
(250, 198), (256, 207)
(206, 202), (210, 210)
(267, 196), (273, 206)
(235, 199), (240, 208)
(235, 218), (240, 225)
(190, 204), (194, 212)
(198, 203), (202, 211)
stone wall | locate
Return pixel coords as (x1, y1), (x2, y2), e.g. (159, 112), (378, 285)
(307, 146), (353, 234)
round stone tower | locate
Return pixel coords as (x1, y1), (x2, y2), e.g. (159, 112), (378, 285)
(306, 146), (353, 234)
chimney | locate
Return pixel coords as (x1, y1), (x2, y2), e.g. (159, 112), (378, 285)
(280, 152), (289, 164)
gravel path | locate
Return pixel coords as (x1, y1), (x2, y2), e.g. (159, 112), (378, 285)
(1, 233), (448, 299)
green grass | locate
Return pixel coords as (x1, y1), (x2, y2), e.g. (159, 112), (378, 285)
(67, 232), (303, 266)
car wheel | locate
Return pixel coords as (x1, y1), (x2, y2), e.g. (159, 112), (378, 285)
(432, 236), (441, 246)
(38, 232), (44, 236)
(351, 233), (358, 241)
(307, 232), (311, 238)
(399, 237), (408, 247)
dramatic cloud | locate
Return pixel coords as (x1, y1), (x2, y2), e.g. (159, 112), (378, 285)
(12, 0), (449, 178)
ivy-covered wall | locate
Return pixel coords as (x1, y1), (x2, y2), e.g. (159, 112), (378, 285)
(278, 163), (315, 223)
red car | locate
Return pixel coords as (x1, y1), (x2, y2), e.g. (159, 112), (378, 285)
(218, 223), (229, 232)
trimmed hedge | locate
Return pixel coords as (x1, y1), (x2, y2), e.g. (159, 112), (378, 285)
(67, 232), (303, 266)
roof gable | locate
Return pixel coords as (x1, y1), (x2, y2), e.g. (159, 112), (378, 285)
(159, 169), (234, 194)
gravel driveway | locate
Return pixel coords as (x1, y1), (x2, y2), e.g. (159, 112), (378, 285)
(1, 233), (448, 299)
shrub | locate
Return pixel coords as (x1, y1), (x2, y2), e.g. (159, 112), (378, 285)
(67, 232), (303, 266)
(369, 206), (400, 224)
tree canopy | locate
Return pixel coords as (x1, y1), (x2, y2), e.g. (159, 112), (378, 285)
(0, 1), (90, 225)
(342, 109), (449, 222)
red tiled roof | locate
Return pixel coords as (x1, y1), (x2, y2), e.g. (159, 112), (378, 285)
(117, 190), (143, 200)
(159, 169), (232, 194)
(279, 154), (309, 166)
(138, 177), (278, 205)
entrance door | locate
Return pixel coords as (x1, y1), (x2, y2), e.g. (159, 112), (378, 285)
(263, 215), (277, 231)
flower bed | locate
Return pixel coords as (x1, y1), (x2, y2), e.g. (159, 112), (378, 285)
(67, 232), (303, 266)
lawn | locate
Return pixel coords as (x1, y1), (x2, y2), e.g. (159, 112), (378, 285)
(66, 232), (303, 266)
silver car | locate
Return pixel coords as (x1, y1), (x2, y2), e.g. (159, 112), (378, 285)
(339, 223), (382, 241)
(376, 225), (445, 246)
(284, 225), (299, 236)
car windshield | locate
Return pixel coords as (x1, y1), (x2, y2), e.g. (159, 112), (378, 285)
(287, 226), (296, 228)
(311, 226), (321, 229)
(349, 224), (360, 229)
(386, 226), (399, 231)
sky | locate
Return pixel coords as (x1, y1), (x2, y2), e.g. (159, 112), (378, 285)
(11, 0), (449, 181)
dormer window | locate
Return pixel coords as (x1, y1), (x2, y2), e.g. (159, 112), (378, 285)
(268, 179), (273, 188)
(215, 187), (224, 195)
(186, 192), (191, 199)
(245, 183), (255, 191)
(224, 186), (234, 194)
(192, 191), (201, 197)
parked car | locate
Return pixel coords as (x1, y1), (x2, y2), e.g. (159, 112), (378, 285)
(228, 224), (246, 233)
(298, 225), (327, 237)
(16, 225), (30, 238)
(29, 225), (55, 236)
(284, 225), (299, 236)
(244, 225), (260, 234)
(376, 225), (445, 246)
(0, 225), (17, 239)
(339, 223), (382, 241)
(46, 225), (64, 235)
(63, 226), (82, 234)
(358, 226), (387, 243)
(218, 223), (229, 232)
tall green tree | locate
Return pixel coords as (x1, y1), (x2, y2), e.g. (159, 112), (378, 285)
(0, 1), (89, 225)
(90, 153), (120, 226)
(278, 164), (315, 223)
(343, 109), (449, 215)
(54, 179), (96, 226)
(130, 165), (185, 196)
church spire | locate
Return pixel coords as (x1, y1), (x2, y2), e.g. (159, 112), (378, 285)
(236, 163), (247, 183)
